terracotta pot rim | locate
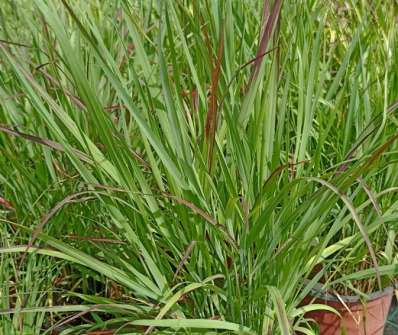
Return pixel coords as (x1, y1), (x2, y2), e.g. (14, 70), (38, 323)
(308, 283), (394, 303)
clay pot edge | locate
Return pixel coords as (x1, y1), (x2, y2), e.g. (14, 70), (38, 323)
(307, 283), (394, 304)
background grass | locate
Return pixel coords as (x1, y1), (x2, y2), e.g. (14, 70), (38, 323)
(0, 0), (398, 334)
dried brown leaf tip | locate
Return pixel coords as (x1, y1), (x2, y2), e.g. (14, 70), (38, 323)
(87, 331), (115, 335)
(0, 196), (14, 210)
(251, 0), (282, 81)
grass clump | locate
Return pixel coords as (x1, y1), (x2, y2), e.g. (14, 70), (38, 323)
(0, 0), (397, 334)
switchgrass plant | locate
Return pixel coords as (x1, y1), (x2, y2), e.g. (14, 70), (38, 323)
(0, 0), (398, 334)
